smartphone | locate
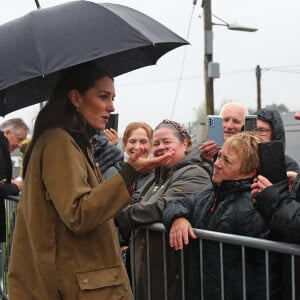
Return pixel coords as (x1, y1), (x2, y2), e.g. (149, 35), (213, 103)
(244, 115), (257, 132)
(106, 113), (119, 131)
(207, 115), (224, 147)
(258, 141), (287, 184)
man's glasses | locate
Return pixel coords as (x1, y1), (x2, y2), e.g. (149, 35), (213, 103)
(255, 128), (272, 136)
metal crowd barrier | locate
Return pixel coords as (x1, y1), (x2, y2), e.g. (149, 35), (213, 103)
(130, 223), (300, 300)
(1, 198), (300, 300)
(0, 195), (19, 300)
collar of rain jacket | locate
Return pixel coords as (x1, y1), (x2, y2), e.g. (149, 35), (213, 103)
(213, 178), (254, 202)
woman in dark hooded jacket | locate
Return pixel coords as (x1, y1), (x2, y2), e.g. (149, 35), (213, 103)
(251, 111), (300, 300)
(254, 108), (299, 172)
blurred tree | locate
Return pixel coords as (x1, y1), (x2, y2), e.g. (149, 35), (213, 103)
(264, 103), (289, 113)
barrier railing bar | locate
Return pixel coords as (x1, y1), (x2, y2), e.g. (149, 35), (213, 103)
(142, 223), (300, 256)
(219, 242), (224, 300)
(162, 231), (168, 300)
(199, 239), (204, 300)
(146, 229), (151, 300)
(265, 250), (270, 300)
(292, 255), (295, 300)
(180, 249), (185, 300)
(242, 245), (246, 300)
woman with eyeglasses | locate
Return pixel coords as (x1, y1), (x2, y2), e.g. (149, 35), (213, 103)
(251, 110), (300, 300)
(254, 108), (299, 173)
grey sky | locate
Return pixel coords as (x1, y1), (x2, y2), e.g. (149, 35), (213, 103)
(1, 0), (300, 134)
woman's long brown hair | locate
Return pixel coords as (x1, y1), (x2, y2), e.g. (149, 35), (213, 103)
(22, 62), (113, 178)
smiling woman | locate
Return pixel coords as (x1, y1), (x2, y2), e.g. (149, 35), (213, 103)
(115, 119), (212, 299)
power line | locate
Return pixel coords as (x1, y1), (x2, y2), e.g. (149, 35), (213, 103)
(169, 2), (197, 119)
(115, 64), (300, 88)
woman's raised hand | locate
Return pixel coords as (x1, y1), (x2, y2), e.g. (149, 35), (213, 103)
(127, 148), (175, 173)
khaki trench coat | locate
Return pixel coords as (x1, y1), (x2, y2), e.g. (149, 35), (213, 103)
(8, 128), (133, 300)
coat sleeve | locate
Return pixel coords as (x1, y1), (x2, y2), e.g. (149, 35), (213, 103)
(255, 177), (300, 243)
(162, 192), (200, 232)
(0, 182), (20, 197)
(115, 165), (210, 241)
(234, 195), (269, 239)
(41, 133), (136, 235)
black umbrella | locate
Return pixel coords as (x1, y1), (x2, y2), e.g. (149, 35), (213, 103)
(0, 1), (188, 116)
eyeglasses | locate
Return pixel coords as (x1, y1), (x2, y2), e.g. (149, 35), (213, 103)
(255, 128), (272, 136)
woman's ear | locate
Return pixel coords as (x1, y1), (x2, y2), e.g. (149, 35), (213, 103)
(248, 169), (257, 178)
(183, 139), (190, 153)
(69, 89), (81, 109)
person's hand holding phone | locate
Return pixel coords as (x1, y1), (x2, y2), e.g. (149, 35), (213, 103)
(103, 128), (119, 145)
(199, 141), (219, 163)
(251, 175), (272, 202)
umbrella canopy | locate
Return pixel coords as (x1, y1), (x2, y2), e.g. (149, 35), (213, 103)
(0, 1), (188, 116)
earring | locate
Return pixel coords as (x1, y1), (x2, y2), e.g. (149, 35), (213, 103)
(76, 105), (79, 112)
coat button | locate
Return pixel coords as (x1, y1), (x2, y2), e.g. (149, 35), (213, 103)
(83, 279), (89, 284)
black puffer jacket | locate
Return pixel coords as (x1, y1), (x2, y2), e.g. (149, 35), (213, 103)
(163, 179), (281, 300)
(254, 109), (299, 172)
(255, 174), (300, 300)
(255, 174), (300, 243)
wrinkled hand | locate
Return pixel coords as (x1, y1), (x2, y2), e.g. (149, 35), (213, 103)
(103, 128), (119, 145)
(199, 141), (219, 163)
(128, 149), (175, 173)
(251, 175), (272, 201)
(169, 217), (197, 250)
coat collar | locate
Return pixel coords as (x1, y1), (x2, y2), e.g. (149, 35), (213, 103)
(213, 178), (254, 202)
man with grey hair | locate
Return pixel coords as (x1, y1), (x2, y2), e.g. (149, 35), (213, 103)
(200, 101), (249, 162)
(0, 118), (29, 242)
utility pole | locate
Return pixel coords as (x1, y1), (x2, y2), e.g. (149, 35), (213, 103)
(202, 0), (214, 115)
(256, 65), (261, 110)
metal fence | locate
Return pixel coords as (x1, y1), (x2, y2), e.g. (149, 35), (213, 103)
(130, 223), (300, 300)
(1, 197), (300, 300)
(0, 196), (19, 299)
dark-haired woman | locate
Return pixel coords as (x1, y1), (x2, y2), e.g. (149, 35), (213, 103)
(116, 119), (212, 300)
(8, 62), (174, 300)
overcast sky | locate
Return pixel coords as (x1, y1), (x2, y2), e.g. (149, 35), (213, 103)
(1, 0), (300, 133)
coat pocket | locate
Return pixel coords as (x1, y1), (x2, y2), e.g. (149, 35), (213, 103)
(76, 266), (125, 291)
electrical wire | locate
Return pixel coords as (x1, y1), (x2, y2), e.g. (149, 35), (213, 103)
(169, 2), (197, 119)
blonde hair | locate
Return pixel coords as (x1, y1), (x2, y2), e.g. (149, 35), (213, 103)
(123, 122), (153, 149)
(224, 132), (261, 174)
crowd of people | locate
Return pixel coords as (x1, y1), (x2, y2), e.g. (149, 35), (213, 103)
(0, 62), (299, 299)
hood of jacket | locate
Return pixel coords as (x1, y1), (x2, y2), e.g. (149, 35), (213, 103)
(254, 108), (286, 150)
(154, 147), (212, 184)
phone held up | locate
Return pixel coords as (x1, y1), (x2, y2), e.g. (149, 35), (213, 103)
(244, 115), (257, 132)
(258, 141), (287, 184)
(207, 115), (224, 148)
